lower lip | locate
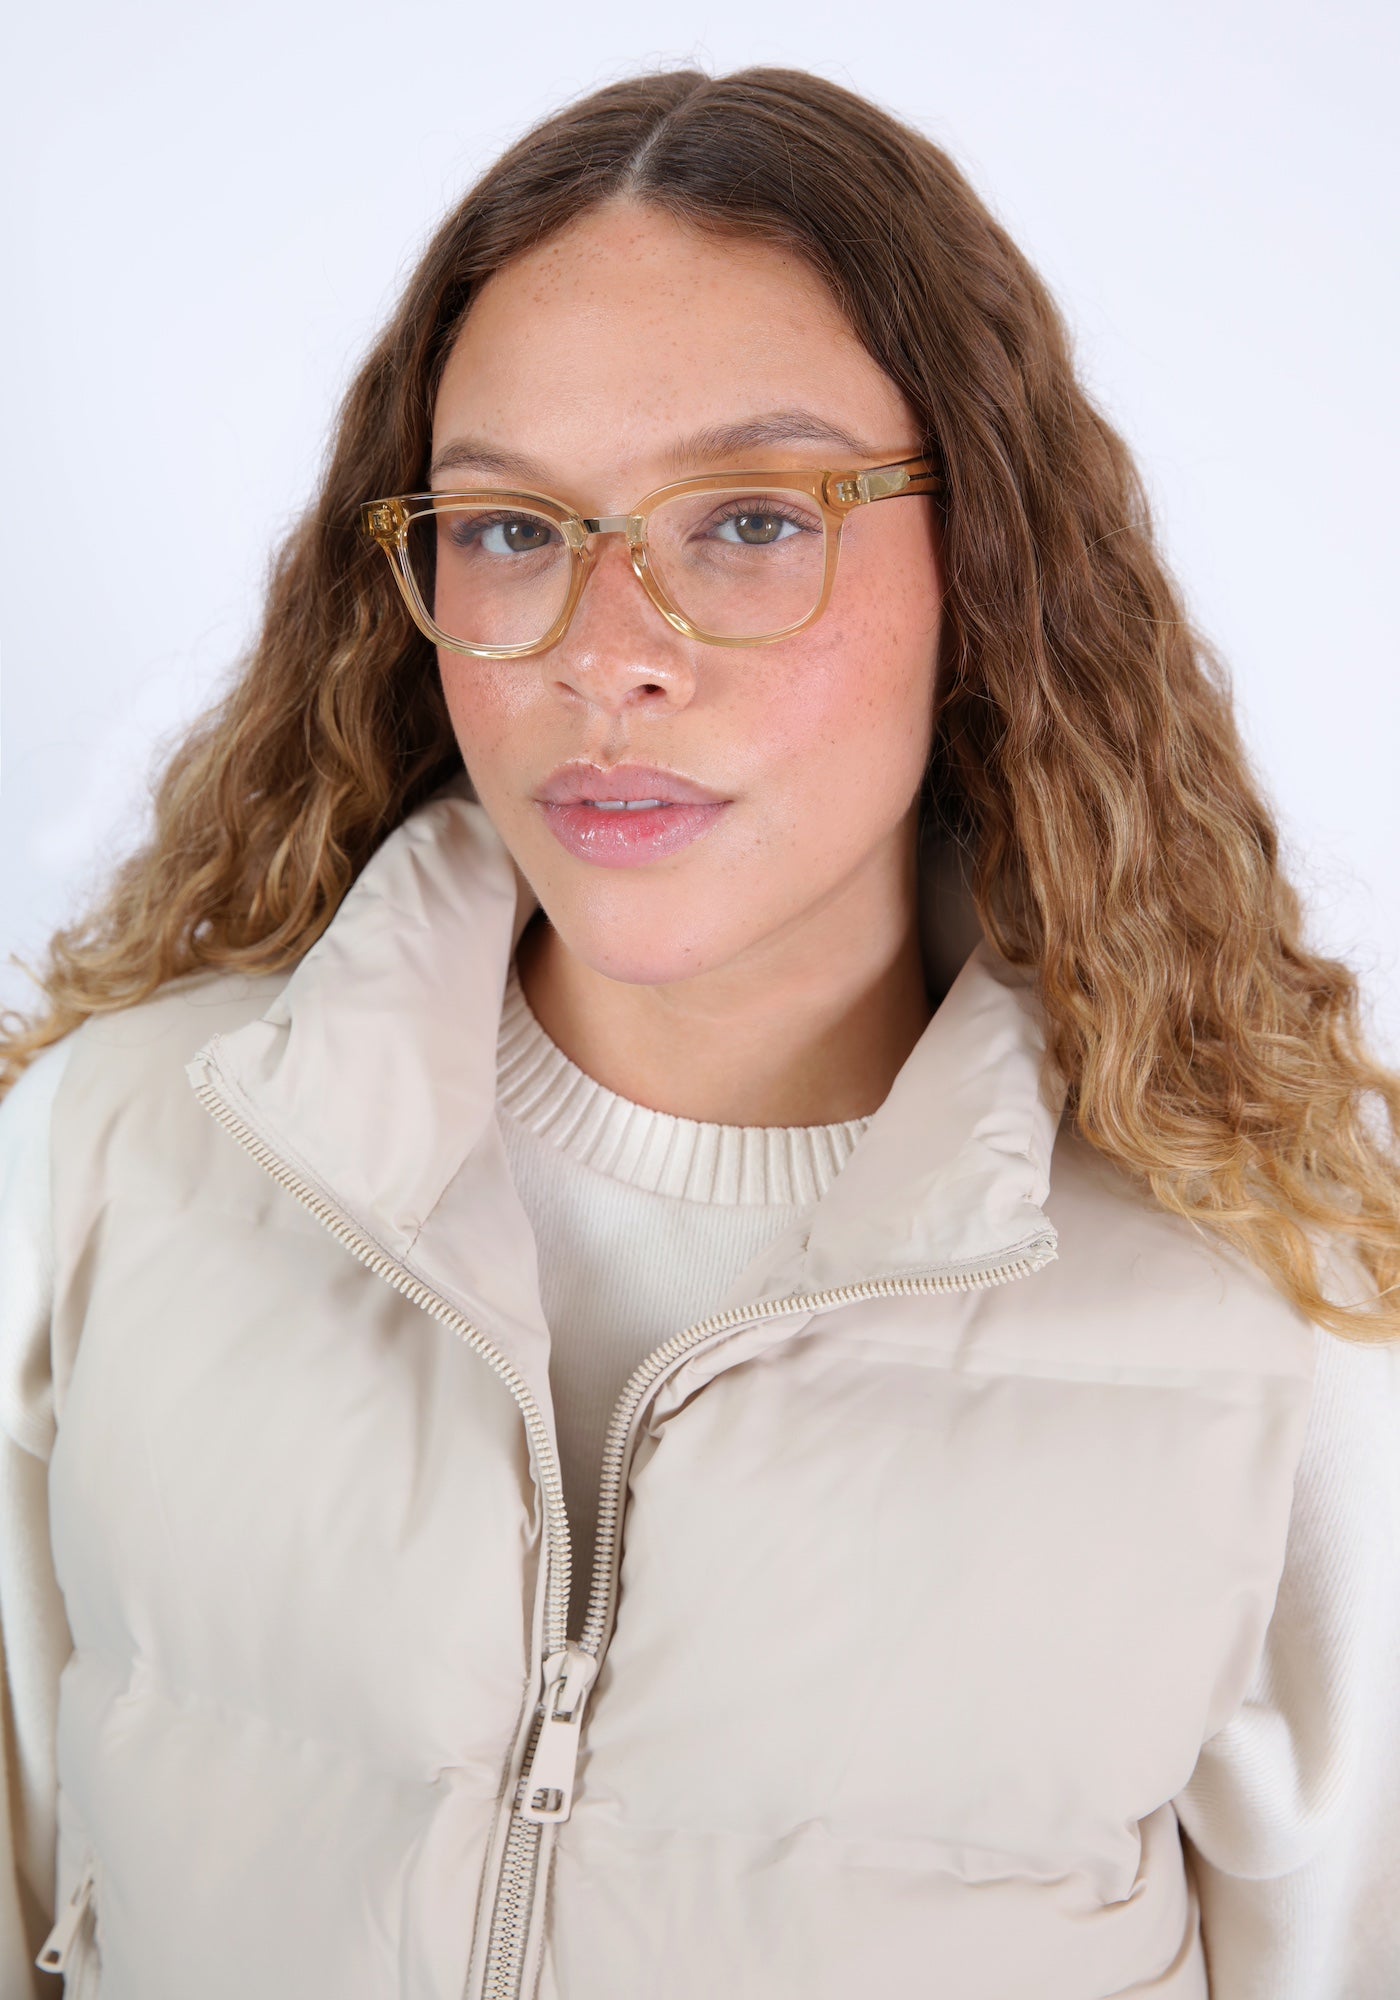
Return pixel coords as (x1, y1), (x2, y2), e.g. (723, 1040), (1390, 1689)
(539, 800), (729, 868)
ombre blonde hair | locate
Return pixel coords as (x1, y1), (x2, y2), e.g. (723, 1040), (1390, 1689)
(4, 66), (1396, 1342)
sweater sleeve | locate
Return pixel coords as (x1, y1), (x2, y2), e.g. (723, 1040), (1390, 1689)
(1172, 1307), (1400, 1999)
(0, 1036), (77, 1998)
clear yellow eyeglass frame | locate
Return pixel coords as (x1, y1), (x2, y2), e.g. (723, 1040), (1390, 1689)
(359, 454), (943, 658)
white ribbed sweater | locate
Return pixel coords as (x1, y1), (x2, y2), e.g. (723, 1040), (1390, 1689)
(496, 960), (871, 1634)
(1, 986), (1398, 1995)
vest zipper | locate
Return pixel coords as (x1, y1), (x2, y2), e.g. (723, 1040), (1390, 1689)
(188, 1068), (579, 1647)
(568, 1242), (1055, 1662)
(494, 1240), (1055, 2000)
(36, 1856), (97, 1974)
(189, 1056), (1056, 2000)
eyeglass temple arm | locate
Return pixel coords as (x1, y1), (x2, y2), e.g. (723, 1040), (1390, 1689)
(828, 457), (942, 507)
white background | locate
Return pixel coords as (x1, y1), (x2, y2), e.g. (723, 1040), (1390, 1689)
(4, 0), (1397, 1052)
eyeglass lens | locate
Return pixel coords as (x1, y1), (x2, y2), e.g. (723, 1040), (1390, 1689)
(404, 487), (829, 648)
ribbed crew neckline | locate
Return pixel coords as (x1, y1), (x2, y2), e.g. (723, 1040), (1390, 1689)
(496, 959), (871, 1207)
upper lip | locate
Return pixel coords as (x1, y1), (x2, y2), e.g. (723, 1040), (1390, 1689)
(536, 762), (729, 805)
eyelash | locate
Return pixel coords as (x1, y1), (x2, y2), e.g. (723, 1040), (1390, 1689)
(704, 497), (817, 535)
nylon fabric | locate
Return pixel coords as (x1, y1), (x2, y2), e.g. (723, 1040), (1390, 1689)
(35, 774), (1318, 1997)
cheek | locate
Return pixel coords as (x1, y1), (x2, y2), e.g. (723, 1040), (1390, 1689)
(748, 530), (941, 813)
(439, 657), (538, 773)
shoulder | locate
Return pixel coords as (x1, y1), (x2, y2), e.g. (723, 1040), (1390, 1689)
(0, 1037), (79, 1457)
(38, 969), (295, 1270)
(1291, 1313), (1400, 1547)
(59, 965), (290, 1072)
(1033, 1123), (1320, 1383)
(0, 1032), (77, 1170)
(0, 971), (290, 1169)
(51, 966), (291, 1138)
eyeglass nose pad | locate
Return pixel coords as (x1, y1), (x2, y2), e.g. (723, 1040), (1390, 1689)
(623, 517), (652, 578)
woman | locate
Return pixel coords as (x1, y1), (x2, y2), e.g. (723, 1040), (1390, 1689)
(1, 63), (1397, 2000)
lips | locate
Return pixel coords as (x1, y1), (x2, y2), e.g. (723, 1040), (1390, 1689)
(535, 762), (728, 806)
(534, 763), (731, 868)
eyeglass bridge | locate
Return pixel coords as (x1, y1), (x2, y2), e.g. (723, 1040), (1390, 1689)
(570, 514), (647, 543)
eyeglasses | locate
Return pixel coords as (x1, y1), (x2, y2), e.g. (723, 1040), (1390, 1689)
(359, 455), (941, 658)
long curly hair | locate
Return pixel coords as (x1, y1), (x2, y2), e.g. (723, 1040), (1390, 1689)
(4, 65), (1396, 1342)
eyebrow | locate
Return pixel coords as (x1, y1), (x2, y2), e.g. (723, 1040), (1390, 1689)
(427, 409), (879, 485)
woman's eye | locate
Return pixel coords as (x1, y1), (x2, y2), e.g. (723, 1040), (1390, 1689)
(713, 509), (802, 547)
(480, 516), (555, 556)
(443, 512), (557, 557)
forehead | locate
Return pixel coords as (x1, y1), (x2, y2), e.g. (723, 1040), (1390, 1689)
(432, 200), (915, 477)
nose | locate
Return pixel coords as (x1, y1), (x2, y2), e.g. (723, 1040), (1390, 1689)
(544, 532), (698, 717)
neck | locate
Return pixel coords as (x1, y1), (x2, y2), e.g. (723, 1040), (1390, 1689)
(514, 829), (932, 1127)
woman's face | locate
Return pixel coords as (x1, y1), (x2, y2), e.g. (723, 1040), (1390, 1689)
(431, 198), (944, 989)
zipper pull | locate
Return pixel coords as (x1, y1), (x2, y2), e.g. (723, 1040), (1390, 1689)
(36, 1859), (96, 1974)
(518, 1642), (599, 1824)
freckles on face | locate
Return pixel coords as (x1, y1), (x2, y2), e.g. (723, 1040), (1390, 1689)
(430, 199), (944, 986)
(442, 655), (536, 763)
(721, 503), (943, 873)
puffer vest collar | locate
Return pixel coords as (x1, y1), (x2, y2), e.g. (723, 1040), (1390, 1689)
(185, 774), (1068, 1439)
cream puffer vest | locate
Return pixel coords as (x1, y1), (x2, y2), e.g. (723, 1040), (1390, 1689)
(37, 776), (1316, 2000)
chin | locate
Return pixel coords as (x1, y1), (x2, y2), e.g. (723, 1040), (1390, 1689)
(543, 894), (737, 990)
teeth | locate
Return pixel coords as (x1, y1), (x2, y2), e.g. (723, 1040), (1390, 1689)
(588, 799), (666, 811)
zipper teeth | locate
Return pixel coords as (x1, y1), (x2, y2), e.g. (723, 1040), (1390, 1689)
(481, 1757), (545, 2000)
(190, 1055), (1055, 2000)
(192, 1068), (1051, 1658)
(190, 1073), (578, 1641)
